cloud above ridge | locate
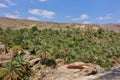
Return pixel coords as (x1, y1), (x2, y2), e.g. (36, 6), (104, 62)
(29, 9), (56, 19)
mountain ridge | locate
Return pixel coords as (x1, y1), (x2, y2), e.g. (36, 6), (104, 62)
(0, 17), (120, 32)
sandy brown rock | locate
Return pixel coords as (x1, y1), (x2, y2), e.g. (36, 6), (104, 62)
(29, 58), (41, 66)
(0, 42), (6, 54)
(55, 59), (65, 67)
(0, 52), (13, 64)
(43, 62), (104, 80)
(94, 64), (120, 80)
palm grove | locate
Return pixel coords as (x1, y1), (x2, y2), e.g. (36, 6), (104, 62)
(0, 26), (120, 80)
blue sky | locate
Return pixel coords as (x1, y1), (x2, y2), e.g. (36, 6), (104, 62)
(0, 0), (120, 24)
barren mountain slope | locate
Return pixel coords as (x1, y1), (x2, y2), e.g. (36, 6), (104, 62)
(0, 17), (120, 32)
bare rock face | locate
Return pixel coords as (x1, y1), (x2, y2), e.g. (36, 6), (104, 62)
(43, 62), (104, 80)
(29, 58), (41, 66)
(0, 42), (5, 54)
(55, 59), (65, 67)
(0, 42), (13, 64)
(0, 51), (13, 64)
(94, 64), (120, 80)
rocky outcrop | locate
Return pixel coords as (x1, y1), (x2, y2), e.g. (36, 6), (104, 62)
(29, 58), (41, 66)
(0, 42), (13, 64)
(55, 59), (65, 67)
(0, 52), (13, 64)
(0, 42), (5, 54)
(43, 62), (104, 80)
(42, 62), (120, 80)
(94, 65), (120, 80)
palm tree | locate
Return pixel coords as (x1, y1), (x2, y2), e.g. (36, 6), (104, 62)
(0, 56), (32, 80)
(0, 60), (21, 80)
(14, 56), (33, 79)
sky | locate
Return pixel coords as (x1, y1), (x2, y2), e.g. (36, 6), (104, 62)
(0, 0), (120, 24)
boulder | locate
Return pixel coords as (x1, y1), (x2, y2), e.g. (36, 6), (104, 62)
(95, 64), (105, 73)
(29, 58), (41, 66)
(55, 59), (65, 67)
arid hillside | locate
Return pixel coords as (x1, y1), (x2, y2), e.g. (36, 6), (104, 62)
(0, 17), (120, 32)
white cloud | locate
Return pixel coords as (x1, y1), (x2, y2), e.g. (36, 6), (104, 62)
(6, 0), (15, 5)
(4, 11), (20, 19)
(82, 21), (91, 24)
(97, 14), (112, 20)
(40, 0), (48, 2)
(72, 14), (90, 21)
(0, 3), (8, 8)
(29, 9), (56, 19)
(28, 17), (40, 21)
(4, 13), (19, 18)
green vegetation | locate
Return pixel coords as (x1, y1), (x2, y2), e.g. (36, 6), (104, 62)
(0, 27), (120, 69)
(0, 56), (32, 80)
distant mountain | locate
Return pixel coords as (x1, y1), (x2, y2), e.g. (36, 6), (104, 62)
(0, 17), (120, 32)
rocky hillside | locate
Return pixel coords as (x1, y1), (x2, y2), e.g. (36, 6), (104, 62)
(0, 17), (120, 32)
(0, 22), (120, 80)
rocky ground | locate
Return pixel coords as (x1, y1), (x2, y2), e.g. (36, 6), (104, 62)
(42, 62), (120, 80)
(95, 65), (120, 80)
